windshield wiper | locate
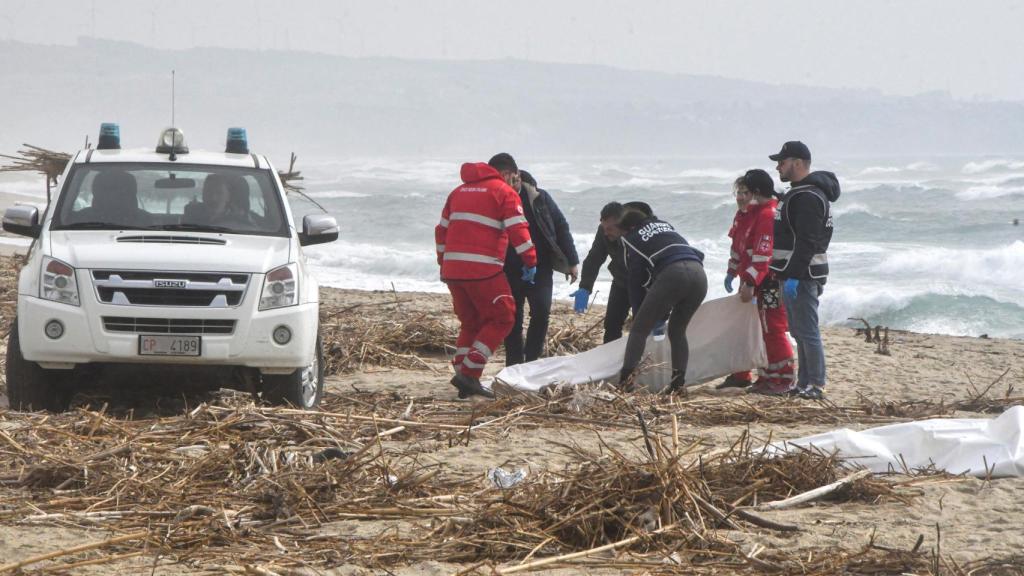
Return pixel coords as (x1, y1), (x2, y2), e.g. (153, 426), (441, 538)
(55, 222), (136, 230)
(147, 223), (235, 233)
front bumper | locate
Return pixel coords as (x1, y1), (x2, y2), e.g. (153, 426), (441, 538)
(17, 294), (318, 371)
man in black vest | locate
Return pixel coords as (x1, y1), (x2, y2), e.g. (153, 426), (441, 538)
(493, 153), (580, 366)
(768, 141), (841, 400)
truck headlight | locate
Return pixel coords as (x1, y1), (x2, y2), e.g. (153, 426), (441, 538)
(259, 263), (298, 310)
(41, 256), (80, 306)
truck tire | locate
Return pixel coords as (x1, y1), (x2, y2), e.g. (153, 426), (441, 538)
(5, 320), (73, 412)
(261, 333), (324, 409)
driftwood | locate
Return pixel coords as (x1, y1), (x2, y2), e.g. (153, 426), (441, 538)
(849, 317), (874, 342)
(755, 469), (873, 511)
(0, 530), (148, 573)
(0, 143), (71, 189)
(495, 523), (680, 574)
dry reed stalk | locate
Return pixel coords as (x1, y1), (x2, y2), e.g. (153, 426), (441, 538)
(0, 144), (71, 189)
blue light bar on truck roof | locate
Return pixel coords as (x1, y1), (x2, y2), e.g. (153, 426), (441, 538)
(225, 127), (249, 154)
(97, 123), (121, 150)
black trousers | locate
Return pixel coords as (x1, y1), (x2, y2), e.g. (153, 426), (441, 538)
(603, 280), (631, 343)
(504, 269), (554, 366)
(622, 260), (708, 380)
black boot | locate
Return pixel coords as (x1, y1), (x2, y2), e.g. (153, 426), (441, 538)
(451, 373), (495, 399)
(449, 374), (471, 399)
(618, 368), (635, 392)
(666, 370), (686, 395)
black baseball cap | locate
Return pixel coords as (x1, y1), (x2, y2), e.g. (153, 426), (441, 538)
(769, 141), (811, 161)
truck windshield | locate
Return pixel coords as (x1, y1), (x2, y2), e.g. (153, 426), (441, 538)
(50, 163), (290, 236)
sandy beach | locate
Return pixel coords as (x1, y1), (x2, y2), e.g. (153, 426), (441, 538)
(0, 267), (1021, 573)
(0, 180), (1021, 574)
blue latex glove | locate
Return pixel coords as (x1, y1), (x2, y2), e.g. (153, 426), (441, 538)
(570, 288), (590, 313)
(783, 278), (799, 302)
(652, 320), (666, 336)
(724, 273), (735, 293)
(521, 265), (537, 284)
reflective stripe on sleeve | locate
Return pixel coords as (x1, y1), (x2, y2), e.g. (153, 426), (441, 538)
(438, 218), (449, 227)
(436, 244), (445, 253)
(514, 240), (534, 254)
(810, 253), (828, 265)
(745, 266), (759, 279)
(773, 248), (793, 259)
(450, 212), (502, 229)
(503, 215), (528, 228)
(751, 255), (770, 262)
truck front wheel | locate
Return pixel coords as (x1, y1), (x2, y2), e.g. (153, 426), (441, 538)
(5, 320), (73, 412)
(261, 333), (324, 409)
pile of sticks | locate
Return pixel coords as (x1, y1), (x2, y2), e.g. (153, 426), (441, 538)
(0, 396), (484, 570)
(544, 315), (604, 355)
(8, 372), (1016, 574)
(315, 298), (606, 375)
(319, 306), (455, 373)
(0, 256), (20, 336)
(0, 144), (70, 189)
(343, 418), (924, 573)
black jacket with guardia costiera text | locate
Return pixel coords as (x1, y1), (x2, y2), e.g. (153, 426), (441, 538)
(621, 217), (704, 313)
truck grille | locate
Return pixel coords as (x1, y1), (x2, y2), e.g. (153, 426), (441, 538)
(92, 271), (249, 307)
(103, 317), (236, 334)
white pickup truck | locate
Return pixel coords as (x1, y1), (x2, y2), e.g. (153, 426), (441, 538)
(3, 125), (338, 411)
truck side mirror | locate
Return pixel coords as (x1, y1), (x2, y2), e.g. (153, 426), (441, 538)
(2, 205), (40, 238)
(299, 214), (339, 246)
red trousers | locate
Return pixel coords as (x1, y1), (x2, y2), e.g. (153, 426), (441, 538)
(447, 274), (516, 378)
(732, 279), (795, 387)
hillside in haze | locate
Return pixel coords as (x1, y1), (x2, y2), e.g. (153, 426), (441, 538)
(2, 38), (1023, 159)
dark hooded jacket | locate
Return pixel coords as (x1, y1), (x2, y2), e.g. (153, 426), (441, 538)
(579, 226), (626, 292)
(770, 171), (841, 282)
(504, 172), (579, 276)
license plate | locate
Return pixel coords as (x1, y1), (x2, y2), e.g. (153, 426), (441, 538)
(138, 335), (201, 357)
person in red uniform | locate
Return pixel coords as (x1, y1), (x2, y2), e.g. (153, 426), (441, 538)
(436, 161), (539, 399)
(720, 169), (795, 395)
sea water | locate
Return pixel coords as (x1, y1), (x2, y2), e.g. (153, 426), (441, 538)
(4, 155), (1024, 339)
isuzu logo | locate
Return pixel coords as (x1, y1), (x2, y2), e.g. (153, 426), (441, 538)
(154, 279), (188, 288)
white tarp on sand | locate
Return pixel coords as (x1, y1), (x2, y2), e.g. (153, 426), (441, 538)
(779, 405), (1024, 478)
(490, 295), (767, 393)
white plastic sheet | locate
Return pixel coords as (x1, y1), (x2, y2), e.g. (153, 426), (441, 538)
(778, 406), (1024, 478)
(490, 295), (766, 393)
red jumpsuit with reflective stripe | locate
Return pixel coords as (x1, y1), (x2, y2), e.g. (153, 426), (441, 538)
(435, 163), (537, 378)
(728, 199), (794, 391)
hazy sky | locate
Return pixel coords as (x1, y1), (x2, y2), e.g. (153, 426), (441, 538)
(3, 0), (1023, 100)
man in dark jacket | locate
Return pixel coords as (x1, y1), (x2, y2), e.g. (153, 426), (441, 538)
(768, 141), (841, 400)
(491, 153), (580, 366)
(573, 202), (628, 342)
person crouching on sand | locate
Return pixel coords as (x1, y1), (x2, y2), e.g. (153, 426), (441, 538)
(719, 170), (796, 395)
(617, 208), (707, 393)
(435, 160), (538, 399)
